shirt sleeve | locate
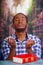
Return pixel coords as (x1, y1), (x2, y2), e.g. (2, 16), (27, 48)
(1, 39), (11, 60)
(32, 36), (41, 59)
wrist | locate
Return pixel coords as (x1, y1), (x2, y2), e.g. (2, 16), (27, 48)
(26, 48), (34, 54)
(11, 46), (16, 49)
(10, 47), (16, 55)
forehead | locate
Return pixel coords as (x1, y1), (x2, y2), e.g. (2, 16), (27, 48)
(15, 14), (26, 18)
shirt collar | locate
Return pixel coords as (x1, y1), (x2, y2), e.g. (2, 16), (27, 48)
(13, 33), (29, 41)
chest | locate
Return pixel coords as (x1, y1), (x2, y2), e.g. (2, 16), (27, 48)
(15, 40), (27, 55)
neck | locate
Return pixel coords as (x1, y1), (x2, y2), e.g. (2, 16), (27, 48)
(15, 32), (26, 41)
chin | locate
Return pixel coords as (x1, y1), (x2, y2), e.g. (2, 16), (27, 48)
(15, 28), (26, 32)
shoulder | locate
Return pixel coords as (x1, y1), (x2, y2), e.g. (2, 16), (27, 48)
(27, 33), (41, 44)
(4, 34), (16, 40)
(2, 34), (16, 45)
(2, 34), (16, 47)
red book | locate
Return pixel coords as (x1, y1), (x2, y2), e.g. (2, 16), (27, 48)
(13, 54), (37, 64)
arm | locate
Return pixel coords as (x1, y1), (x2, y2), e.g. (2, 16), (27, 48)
(1, 37), (16, 60)
(26, 39), (35, 54)
(26, 37), (41, 59)
(1, 40), (10, 60)
(32, 38), (41, 59)
(7, 47), (16, 60)
(7, 38), (16, 60)
(26, 47), (34, 54)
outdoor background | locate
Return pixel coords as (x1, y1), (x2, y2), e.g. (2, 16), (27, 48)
(0, 0), (43, 58)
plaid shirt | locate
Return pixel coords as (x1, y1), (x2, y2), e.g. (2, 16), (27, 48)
(1, 33), (41, 60)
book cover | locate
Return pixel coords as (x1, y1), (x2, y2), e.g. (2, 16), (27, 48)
(13, 54), (37, 64)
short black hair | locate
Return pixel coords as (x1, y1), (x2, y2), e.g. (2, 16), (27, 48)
(12, 13), (28, 24)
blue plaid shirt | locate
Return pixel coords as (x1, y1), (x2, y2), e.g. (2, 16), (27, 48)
(1, 33), (41, 60)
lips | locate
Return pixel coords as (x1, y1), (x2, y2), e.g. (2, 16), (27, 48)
(18, 23), (24, 27)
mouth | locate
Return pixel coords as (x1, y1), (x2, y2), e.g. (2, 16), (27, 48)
(18, 23), (24, 27)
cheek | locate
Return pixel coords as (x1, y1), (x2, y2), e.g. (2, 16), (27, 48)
(13, 23), (18, 28)
(23, 20), (27, 25)
(24, 22), (27, 26)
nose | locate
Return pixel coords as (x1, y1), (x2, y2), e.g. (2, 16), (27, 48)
(18, 19), (22, 23)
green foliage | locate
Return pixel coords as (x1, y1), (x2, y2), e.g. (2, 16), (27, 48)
(28, 21), (33, 34)
(28, 5), (33, 14)
(28, 21), (33, 28)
